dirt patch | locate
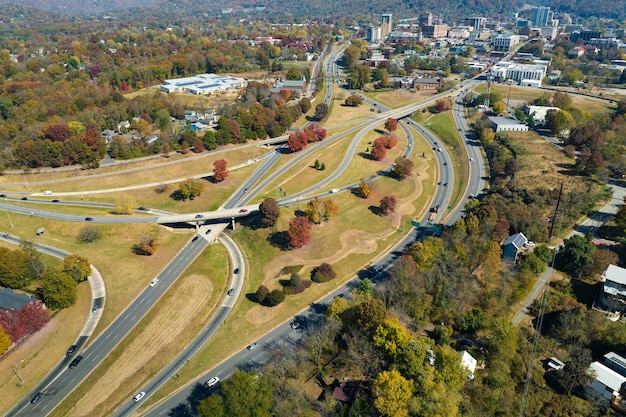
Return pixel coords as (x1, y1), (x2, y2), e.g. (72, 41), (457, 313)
(68, 274), (212, 417)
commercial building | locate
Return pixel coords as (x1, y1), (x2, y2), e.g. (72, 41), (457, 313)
(367, 26), (382, 43)
(419, 12), (433, 27)
(464, 17), (486, 31)
(532, 6), (553, 27)
(491, 61), (547, 87)
(492, 33), (520, 52)
(422, 24), (448, 39)
(160, 73), (245, 95)
(489, 117), (529, 134)
(381, 14), (393, 37)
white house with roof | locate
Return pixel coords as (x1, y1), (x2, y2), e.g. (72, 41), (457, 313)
(594, 264), (626, 320)
(460, 350), (477, 380)
(488, 116), (529, 133)
(524, 105), (560, 126)
(587, 361), (626, 401)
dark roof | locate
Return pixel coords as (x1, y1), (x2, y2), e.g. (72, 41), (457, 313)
(0, 287), (36, 311)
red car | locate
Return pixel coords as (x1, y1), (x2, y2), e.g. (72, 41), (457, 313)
(239, 209), (248, 213)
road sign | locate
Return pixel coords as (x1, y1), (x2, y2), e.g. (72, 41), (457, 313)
(410, 221), (420, 227)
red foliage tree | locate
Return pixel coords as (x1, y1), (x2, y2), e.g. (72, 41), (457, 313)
(287, 131), (308, 152)
(224, 119), (242, 143)
(45, 123), (70, 142)
(379, 195), (397, 215)
(193, 138), (205, 153)
(0, 301), (49, 343)
(371, 139), (387, 161)
(213, 159), (229, 182)
(286, 216), (312, 248)
(385, 118), (398, 132)
(385, 134), (398, 149)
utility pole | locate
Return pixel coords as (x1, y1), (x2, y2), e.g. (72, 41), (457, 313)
(7, 211), (14, 229)
(548, 182), (564, 241)
(12, 361), (24, 387)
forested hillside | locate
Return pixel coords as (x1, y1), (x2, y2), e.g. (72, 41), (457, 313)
(0, 0), (623, 20)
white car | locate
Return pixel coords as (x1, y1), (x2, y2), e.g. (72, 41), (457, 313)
(149, 278), (159, 287)
(133, 392), (146, 402)
(206, 376), (220, 388)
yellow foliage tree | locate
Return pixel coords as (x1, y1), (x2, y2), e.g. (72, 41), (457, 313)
(0, 326), (10, 355)
(408, 236), (445, 271)
(373, 369), (413, 417)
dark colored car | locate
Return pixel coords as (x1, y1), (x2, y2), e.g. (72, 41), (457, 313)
(30, 392), (44, 404)
(21, 197), (28, 200)
(195, 214), (204, 219)
(192, 236), (199, 242)
(460, 339), (474, 348)
(85, 217), (94, 221)
(205, 229), (212, 235)
(52, 199), (60, 203)
(66, 344), (77, 357)
(137, 206), (148, 211)
(0, 194), (5, 197)
(239, 209), (248, 213)
(234, 268), (239, 274)
(68, 355), (84, 369)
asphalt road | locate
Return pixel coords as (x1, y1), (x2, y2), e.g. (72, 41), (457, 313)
(7, 235), (211, 417)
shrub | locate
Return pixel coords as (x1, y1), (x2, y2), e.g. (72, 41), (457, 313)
(256, 285), (269, 303)
(78, 225), (101, 243)
(311, 263), (337, 283)
(266, 289), (285, 306)
(283, 273), (312, 295)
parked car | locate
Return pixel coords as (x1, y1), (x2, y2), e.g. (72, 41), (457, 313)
(205, 377), (220, 388)
(68, 355), (84, 369)
(66, 345), (77, 357)
(133, 392), (146, 402)
(290, 322), (301, 330)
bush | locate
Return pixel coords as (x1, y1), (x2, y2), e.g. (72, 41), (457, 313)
(78, 225), (101, 243)
(311, 263), (337, 283)
(256, 285), (269, 303)
(266, 289), (285, 306)
(283, 273), (312, 295)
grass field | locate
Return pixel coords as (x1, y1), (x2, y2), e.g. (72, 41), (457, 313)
(365, 88), (438, 109)
(51, 243), (230, 417)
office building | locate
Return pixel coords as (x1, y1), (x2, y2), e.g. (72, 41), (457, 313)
(419, 12), (433, 26)
(532, 6), (553, 27)
(381, 14), (393, 37)
(367, 26), (382, 42)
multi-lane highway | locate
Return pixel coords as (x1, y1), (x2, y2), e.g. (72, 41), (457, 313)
(4, 43), (481, 417)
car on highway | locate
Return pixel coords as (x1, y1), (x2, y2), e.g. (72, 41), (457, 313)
(205, 376), (220, 388)
(290, 322), (301, 330)
(133, 392), (146, 402)
(234, 268), (239, 274)
(68, 355), (83, 369)
(227, 288), (235, 296)
(195, 214), (204, 219)
(205, 228), (212, 235)
(247, 342), (259, 350)
(21, 197), (28, 200)
(30, 392), (44, 404)
(192, 236), (199, 242)
(85, 217), (94, 221)
(137, 206), (148, 211)
(239, 209), (248, 213)
(469, 157), (474, 161)
(2, 234), (10, 239)
(149, 278), (159, 287)
(52, 199), (60, 203)
(66, 345), (77, 357)
(0, 194), (5, 197)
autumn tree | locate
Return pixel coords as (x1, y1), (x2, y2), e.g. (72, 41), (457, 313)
(492, 101), (506, 115)
(373, 369), (413, 417)
(305, 196), (325, 224)
(379, 195), (397, 215)
(259, 197), (280, 227)
(286, 216), (312, 248)
(408, 236), (445, 271)
(392, 157), (414, 180)
(0, 326), (10, 354)
(314, 103), (329, 121)
(16, 301), (50, 341)
(40, 269), (77, 309)
(287, 131), (308, 152)
(385, 118), (398, 132)
(371, 139), (387, 161)
(358, 179), (372, 198)
(323, 199), (340, 221)
(135, 225), (161, 256)
(178, 179), (205, 200)
(213, 159), (228, 182)
(345, 94), (363, 107)
(63, 254), (92, 283)
(552, 91), (573, 109)
(114, 196), (135, 215)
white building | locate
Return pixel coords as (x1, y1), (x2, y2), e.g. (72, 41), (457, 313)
(524, 105), (560, 126)
(367, 26), (382, 43)
(492, 62), (547, 87)
(587, 361), (626, 401)
(160, 74), (245, 95)
(489, 117), (529, 133)
(460, 350), (477, 380)
(492, 33), (520, 52)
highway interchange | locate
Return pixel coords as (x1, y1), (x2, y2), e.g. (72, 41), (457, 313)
(4, 43), (487, 417)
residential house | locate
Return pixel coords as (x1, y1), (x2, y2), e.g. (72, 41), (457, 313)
(271, 76), (307, 97)
(117, 120), (131, 131)
(0, 288), (36, 311)
(586, 361), (626, 402)
(460, 350), (477, 380)
(331, 379), (367, 403)
(413, 77), (442, 90)
(593, 264), (626, 320)
(502, 232), (528, 263)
